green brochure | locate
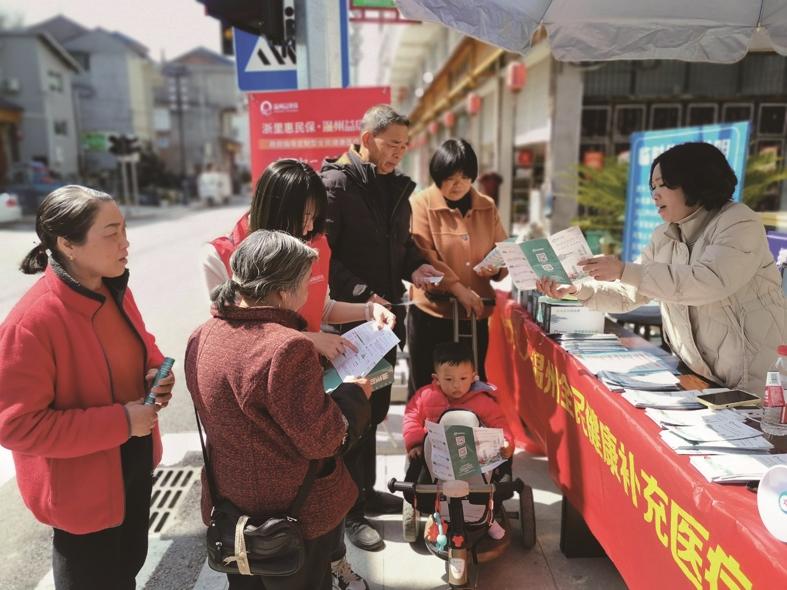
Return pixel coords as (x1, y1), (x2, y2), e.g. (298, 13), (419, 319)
(521, 238), (573, 284)
(323, 358), (394, 394)
(425, 421), (506, 481)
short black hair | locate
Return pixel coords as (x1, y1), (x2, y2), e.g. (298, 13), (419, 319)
(650, 142), (737, 210)
(360, 104), (410, 136)
(429, 138), (479, 187)
(250, 158), (326, 241)
(433, 342), (475, 370)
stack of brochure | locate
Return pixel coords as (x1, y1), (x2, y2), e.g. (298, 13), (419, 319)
(689, 454), (787, 483)
(599, 370), (680, 392)
(557, 334), (628, 354)
(574, 350), (674, 376)
(659, 430), (773, 455)
(644, 407), (745, 428)
(622, 389), (705, 410)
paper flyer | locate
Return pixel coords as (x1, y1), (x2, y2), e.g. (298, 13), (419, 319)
(496, 226), (593, 290)
(330, 321), (399, 380)
(426, 421), (506, 481)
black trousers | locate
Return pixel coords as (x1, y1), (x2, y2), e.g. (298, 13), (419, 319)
(345, 346), (397, 516)
(52, 435), (153, 590)
(227, 523), (343, 590)
(406, 305), (489, 398)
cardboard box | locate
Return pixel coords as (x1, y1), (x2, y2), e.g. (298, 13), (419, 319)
(323, 358), (395, 394)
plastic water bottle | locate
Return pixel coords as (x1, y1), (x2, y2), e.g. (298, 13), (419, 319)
(762, 345), (787, 437)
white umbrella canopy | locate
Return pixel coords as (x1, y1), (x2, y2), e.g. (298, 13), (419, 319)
(395, 0), (787, 63)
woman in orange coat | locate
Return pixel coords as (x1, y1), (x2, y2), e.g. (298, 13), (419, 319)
(407, 139), (508, 395)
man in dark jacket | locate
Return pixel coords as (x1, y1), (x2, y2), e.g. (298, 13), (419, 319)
(321, 104), (441, 551)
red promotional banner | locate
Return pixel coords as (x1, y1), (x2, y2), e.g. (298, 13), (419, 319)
(487, 295), (787, 590)
(248, 87), (391, 179)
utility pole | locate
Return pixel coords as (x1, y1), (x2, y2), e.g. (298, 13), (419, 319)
(166, 64), (190, 204)
(294, 0), (344, 90)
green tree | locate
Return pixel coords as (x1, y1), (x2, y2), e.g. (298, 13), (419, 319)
(742, 152), (787, 211)
(572, 157), (628, 243)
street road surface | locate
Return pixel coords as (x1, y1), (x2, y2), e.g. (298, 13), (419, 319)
(0, 202), (247, 590)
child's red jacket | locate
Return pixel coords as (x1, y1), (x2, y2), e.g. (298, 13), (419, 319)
(402, 381), (513, 451)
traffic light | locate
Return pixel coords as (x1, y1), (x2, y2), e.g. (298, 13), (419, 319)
(108, 134), (122, 155)
(197, 0), (289, 45)
(126, 135), (140, 155)
(107, 134), (140, 156)
(221, 21), (234, 56)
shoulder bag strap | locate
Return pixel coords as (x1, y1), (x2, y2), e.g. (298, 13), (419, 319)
(192, 403), (318, 519)
(193, 404), (220, 505)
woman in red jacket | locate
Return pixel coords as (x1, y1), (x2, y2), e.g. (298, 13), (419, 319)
(0, 185), (174, 590)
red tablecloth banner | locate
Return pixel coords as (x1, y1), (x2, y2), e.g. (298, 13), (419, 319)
(486, 297), (786, 590)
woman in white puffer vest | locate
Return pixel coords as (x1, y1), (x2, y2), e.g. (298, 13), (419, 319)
(538, 142), (786, 395)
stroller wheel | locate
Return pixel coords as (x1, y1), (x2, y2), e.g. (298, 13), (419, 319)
(519, 484), (536, 549)
(402, 501), (421, 543)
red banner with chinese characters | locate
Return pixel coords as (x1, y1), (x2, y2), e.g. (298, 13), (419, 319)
(248, 87), (391, 178)
(487, 294), (787, 590)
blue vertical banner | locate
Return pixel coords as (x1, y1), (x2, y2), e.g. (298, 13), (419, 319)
(622, 122), (751, 262)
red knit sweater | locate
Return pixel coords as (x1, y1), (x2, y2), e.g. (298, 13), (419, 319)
(185, 305), (356, 539)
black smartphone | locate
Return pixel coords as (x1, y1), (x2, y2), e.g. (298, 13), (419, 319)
(696, 389), (761, 409)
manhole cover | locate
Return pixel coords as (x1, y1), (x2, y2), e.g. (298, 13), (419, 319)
(149, 467), (199, 534)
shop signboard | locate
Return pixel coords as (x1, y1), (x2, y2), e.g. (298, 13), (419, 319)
(248, 86), (390, 178)
(622, 121), (750, 262)
(81, 131), (109, 152)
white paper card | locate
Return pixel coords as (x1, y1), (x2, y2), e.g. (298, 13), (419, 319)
(330, 321), (400, 380)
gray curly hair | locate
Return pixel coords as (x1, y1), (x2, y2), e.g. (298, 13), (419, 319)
(212, 230), (317, 311)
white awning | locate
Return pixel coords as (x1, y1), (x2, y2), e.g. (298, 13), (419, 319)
(395, 0), (787, 63)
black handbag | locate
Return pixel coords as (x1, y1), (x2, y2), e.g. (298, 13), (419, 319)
(194, 406), (317, 577)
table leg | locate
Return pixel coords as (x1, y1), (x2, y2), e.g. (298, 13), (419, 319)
(559, 495), (606, 558)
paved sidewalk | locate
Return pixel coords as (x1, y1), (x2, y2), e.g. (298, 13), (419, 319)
(193, 405), (627, 590)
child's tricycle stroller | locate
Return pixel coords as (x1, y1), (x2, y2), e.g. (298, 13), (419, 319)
(389, 409), (536, 590)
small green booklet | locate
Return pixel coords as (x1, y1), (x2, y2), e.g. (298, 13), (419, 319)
(323, 358), (394, 394)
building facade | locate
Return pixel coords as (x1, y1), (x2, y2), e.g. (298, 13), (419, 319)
(385, 26), (787, 235)
(29, 16), (157, 176)
(154, 47), (242, 185)
(0, 31), (80, 179)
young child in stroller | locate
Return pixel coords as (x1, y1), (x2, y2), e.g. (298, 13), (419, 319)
(402, 342), (514, 540)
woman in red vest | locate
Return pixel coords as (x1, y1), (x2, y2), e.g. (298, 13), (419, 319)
(202, 159), (395, 362)
(0, 185), (174, 589)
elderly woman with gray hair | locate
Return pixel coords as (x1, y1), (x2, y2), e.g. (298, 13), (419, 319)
(185, 230), (372, 590)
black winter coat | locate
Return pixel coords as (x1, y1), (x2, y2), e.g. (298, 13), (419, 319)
(321, 149), (424, 311)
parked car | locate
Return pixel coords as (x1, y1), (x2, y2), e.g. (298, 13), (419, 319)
(4, 161), (64, 215)
(0, 192), (23, 224)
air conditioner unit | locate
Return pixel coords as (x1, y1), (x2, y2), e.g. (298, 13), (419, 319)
(2, 78), (20, 93)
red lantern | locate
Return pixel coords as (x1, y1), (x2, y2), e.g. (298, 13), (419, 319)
(442, 110), (456, 129)
(583, 150), (604, 170)
(506, 62), (527, 92)
(427, 121), (439, 135)
(516, 149), (533, 167)
(465, 92), (481, 116)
